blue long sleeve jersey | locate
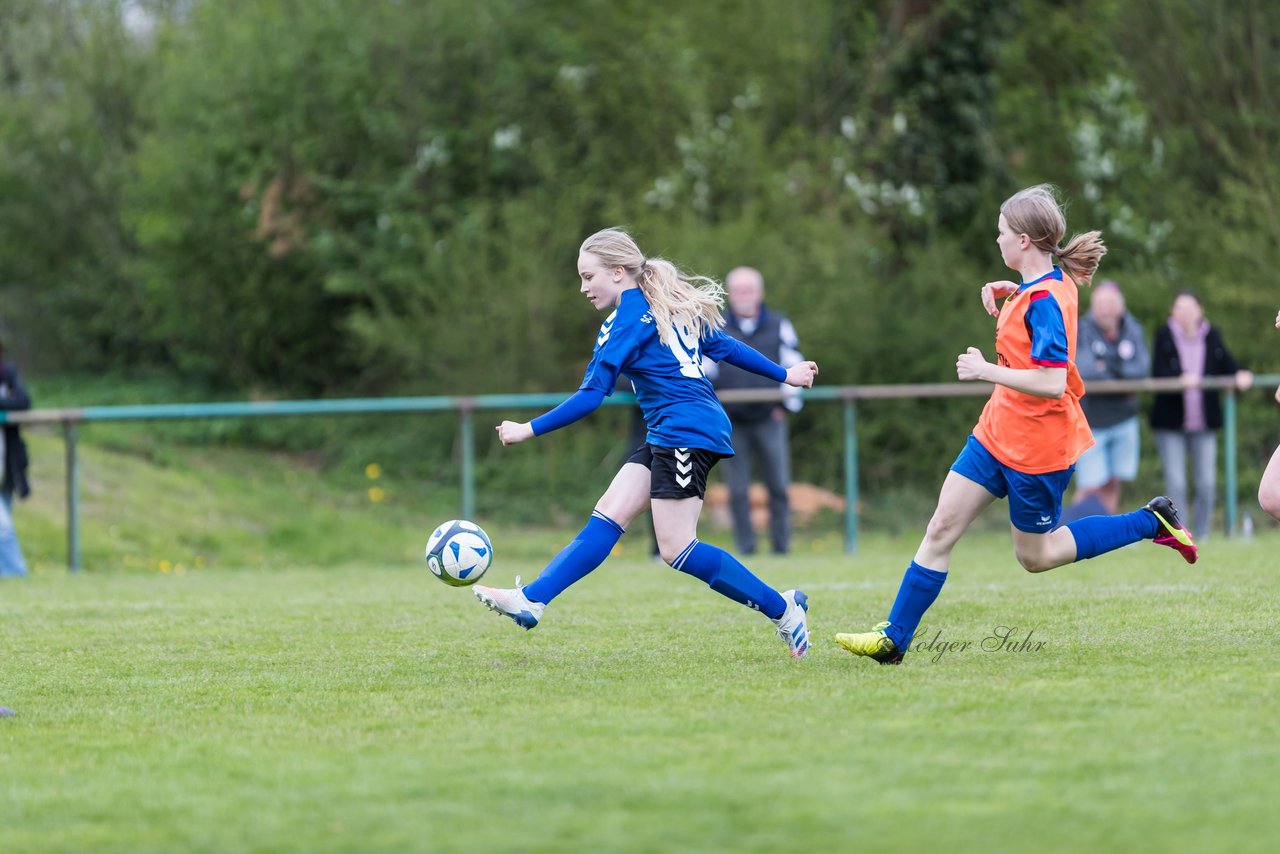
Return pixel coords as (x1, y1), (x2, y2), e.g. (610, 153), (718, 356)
(530, 289), (787, 455)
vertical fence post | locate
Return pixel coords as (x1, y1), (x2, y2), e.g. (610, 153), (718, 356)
(1223, 388), (1237, 538)
(459, 404), (476, 521)
(64, 420), (80, 572)
(843, 397), (858, 555)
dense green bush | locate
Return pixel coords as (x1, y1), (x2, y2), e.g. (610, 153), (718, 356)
(2, 0), (1278, 521)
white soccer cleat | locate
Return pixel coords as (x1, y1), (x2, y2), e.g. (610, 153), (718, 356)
(473, 576), (545, 630)
(772, 589), (810, 658)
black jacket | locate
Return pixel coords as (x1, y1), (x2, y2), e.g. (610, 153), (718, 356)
(1148, 324), (1241, 432)
(0, 362), (31, 499)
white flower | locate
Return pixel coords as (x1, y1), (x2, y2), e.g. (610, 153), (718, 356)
(413, 137), (449, 172)
(732, 82), (762, 110)
(558, 65), (590, 87)
(492, 125), (522, 151)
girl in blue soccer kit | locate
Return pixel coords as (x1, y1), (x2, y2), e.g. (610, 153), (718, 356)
(473, 227), (819, 657)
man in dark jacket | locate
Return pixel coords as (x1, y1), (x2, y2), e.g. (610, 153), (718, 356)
(0, 338), (30, 578)
(706, 267), (803, 555)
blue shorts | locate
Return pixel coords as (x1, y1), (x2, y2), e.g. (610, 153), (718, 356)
(950, 435), (1075, 533)
(1073, 416), (1140, 490)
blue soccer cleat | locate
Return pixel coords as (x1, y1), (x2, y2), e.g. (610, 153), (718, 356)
(473, 576), (545, 630)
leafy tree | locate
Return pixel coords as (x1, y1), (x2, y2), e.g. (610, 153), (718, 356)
(0, 0), (156, 368)
(2, 0), (1277, 512)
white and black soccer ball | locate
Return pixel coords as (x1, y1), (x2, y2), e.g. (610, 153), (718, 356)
(425, 520), (493, 587)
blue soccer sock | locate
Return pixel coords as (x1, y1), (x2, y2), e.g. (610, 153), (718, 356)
(883, 561), (948, 650)
(669, 540), (787, 619)
(522, 511), (624, 604)
(1065, 507), (1160, 561)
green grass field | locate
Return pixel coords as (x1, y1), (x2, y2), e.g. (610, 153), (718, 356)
(5, 522), (1280, 852)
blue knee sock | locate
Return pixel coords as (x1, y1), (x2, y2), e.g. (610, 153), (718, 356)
(883, 561), (948, 650)
(523, 511), (624, 604)
(1065, 508), (1159, 561)
(669, 541), (787, 619)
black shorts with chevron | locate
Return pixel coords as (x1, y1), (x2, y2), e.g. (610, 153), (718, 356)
(626, 443), (726, 500)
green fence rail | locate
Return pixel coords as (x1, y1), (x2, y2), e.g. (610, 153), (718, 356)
(3, 375), (1277, 571)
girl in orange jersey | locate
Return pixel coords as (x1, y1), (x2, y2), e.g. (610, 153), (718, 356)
(836, 185), (1196, 665)
(1259, 308), (1280, 522)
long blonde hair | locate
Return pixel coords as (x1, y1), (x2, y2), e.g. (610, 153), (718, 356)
(579, 227), (724, 344)
(1001, 184), (1107, 284)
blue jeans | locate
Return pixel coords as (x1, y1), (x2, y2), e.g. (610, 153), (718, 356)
(0, 488), (28, 578)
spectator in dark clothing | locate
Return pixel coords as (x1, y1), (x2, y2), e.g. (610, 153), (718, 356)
(1149, 291), (1252, 540)
(0, 339), (31, 578)
(705, 267), (803, 555)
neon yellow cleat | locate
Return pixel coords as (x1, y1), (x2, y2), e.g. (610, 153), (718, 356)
(835, 621), (904, 665)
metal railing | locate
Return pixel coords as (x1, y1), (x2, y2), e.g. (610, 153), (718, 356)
(3, 375), (1276, 570)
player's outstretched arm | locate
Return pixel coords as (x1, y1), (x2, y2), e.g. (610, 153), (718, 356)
(496, 388), (607, 446)
(496, 421), (535, 446)
(709, 337), (794, 383)
(784, 360), (818, 388)
(956, 346), (1067, 398)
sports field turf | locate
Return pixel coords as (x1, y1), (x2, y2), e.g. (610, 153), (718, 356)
(4, 527), (1278, 852)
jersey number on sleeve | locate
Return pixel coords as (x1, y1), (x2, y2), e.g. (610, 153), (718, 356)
(666, 319), (705, 379)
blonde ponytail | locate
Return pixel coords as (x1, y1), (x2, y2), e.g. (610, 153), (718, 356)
(580, 228), (724, 344)
(1054, 231), (1107, 285)
(1001, 184), (1108, 284)
(636, 258), (725, 344)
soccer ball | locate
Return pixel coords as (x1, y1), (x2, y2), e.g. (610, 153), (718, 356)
(425, 519), (493, 586)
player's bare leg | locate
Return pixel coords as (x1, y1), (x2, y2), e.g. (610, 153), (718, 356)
(913, 471), (999, 570)
(1011, 525), (1079, 572)
(595, 463), (657, 530)
(1259, 443), (1280, 522)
